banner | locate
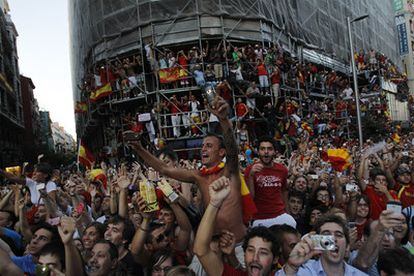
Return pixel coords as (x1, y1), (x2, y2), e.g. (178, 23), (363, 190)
(396, 15), (409, 56)
(159, 67), (180, 84)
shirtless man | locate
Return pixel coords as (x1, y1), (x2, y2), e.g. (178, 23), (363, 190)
(127, 96), (246, 242)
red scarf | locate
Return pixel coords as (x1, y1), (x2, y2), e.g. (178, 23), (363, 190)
(200, 162), (225, 175)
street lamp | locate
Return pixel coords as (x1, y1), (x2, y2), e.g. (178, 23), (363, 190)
(347, 14), (369, 150)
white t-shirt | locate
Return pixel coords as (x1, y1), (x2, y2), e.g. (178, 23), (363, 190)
(25, 178), (57, 205)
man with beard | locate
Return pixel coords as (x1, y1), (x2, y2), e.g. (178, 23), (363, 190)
(278, 215), (367, 275)
(244, 136), (296, 228)
(194, 176), (280, 276)
(127, 96), (246, 242)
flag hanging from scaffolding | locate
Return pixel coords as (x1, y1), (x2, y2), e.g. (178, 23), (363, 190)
(90, 83), (112, 102)
(159, 67), (180, 83)
(75, 101), (87, 113)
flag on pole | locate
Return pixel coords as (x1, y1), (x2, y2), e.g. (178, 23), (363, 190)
(78, 140), (95, 169)
(90, 83), (112, 102)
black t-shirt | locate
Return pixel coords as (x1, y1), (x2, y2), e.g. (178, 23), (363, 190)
(117, 251), (144, 276)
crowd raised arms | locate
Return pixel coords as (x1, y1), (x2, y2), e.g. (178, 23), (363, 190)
(1, 42), (414, 275)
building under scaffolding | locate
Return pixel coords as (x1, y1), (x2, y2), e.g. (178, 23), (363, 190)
(69, 0), (400, 158)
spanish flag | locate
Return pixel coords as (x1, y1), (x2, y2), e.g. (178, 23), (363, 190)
(240, 173), (257, 224)
(90, 83), (112, 102)
(327, 148), (352, 172)
(75, 101), (87, 113)
(78, 140), (95, 169)
(89, 169), (107, 190)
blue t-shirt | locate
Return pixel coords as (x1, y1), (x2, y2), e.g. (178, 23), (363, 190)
(12, 254), (36, 275)
(2, 227), (22, 249)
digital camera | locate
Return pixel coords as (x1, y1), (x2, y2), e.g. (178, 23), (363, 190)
(310, 235), (335, 251)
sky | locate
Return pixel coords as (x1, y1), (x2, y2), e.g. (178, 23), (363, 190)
(7, 0), (76, 138)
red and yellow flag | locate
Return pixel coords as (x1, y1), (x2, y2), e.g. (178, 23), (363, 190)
(75, 101), (87, 113)
(78, 141), (95, 169)
(327, 148), (352, 172)
(159, 67), (180, 84)
(89, 168), (107, 190)
(90, 83), (112, 102)
(240, 173), (257, 224)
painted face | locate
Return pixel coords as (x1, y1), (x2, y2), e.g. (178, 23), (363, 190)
(319, 222), (348, 265)
(258, 141), (276, 166)
(244, 237), (276, 276)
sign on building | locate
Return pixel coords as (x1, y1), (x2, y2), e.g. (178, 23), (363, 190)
(396, 15), (409, 56)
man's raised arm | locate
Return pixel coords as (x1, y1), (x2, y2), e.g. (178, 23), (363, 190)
(211, 97), (239, 175)
(127, 138), (197, 183)
(0, 169), (26, 185)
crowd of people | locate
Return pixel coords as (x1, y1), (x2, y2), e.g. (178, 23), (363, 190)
(2, 92), (414, 275)
(78, 40), (410, 149)
(2, 40), (412, 275)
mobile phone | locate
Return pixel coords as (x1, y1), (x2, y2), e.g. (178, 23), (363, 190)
(204, 86), (217, 106)
(348, 221), (356, 229)
(402, 151), (409, 156)
(386, 201), (402, 214)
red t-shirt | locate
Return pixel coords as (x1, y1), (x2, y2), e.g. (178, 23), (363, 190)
(257, 64), (267, 76)
(398, 184), (414, 209)
(270, 70), (280, 84)
(364, 185), (398, 220)
(244, 163), (288, 220)
(235, 103), (248, 117)
(222, 263), (247, 276)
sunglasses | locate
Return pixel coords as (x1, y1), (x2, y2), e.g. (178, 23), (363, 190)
(155, 230), (171, 243)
